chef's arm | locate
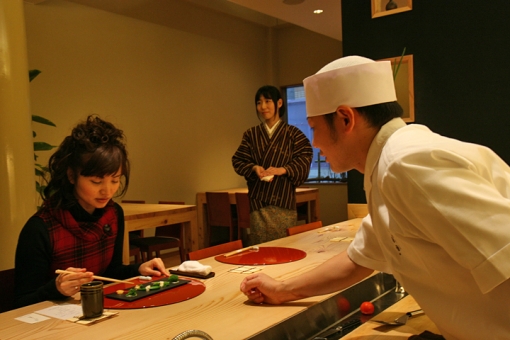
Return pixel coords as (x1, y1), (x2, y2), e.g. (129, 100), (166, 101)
(279, 250), (374, 300)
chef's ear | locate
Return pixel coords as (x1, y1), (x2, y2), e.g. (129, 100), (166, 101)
(277, 98), (283, 109)
(67, 168), (75, 184)
(335, 106), (356, 132)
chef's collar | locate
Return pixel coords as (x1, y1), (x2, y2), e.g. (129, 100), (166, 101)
(363, 118), (407, 196)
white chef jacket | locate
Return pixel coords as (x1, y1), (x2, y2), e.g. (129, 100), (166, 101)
(347, 118), (510, 340)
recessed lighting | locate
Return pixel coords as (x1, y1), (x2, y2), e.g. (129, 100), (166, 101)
(313, 9), (324, 14)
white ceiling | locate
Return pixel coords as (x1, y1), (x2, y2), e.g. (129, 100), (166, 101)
(57, 0), (342, 41)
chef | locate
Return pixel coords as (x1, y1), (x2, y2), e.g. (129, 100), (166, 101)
(240, 55), (510, 340)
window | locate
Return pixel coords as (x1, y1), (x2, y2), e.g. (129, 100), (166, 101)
(284, 85), (347, 183)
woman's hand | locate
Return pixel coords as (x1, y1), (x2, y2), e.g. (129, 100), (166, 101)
(138, 258), (170, 277)
(252, 165), (265, 179)
(264, 167), (287, 176)
(253, 165), (287, 179)
(55, 267), (93, 296)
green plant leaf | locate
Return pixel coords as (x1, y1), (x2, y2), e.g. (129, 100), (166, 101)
(29, 69), (41, 82)
(36, 181), (46, 194)
(32, 115), (56, 127)
(34, 141), (56, 151)
(393, 47), (407, 80)
(35, 163), (49, 171)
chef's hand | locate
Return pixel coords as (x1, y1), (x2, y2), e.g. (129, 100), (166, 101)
(240, 273), (286, 305)
(139, 258), (170, 277)
(56, 267), (93, 296)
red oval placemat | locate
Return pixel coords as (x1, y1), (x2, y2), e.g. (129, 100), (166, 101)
(103, 277), (205, 309)
(214, 246), (306, 265)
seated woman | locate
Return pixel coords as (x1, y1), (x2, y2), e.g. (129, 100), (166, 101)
(14, 115), (169, 308)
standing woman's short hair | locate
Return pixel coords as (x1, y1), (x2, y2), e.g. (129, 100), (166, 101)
(42, 115), (130, 208)
(254, 85), (286, 117)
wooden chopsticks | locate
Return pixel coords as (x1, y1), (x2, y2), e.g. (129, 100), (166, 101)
(223, 246), (259, 258)
(55, 269), (135, 285)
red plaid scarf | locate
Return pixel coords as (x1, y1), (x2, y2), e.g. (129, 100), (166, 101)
(37, 200), (118, 276)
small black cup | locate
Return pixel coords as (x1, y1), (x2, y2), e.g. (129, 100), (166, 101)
(80, 281), (104, 318)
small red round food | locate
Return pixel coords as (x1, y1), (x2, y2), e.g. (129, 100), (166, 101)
(360, 301), (375, 315)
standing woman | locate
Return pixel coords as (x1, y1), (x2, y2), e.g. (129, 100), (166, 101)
(14, 115), (169, 308)
(232, 86), (313, 245)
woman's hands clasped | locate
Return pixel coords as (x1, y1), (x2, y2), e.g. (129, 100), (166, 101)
(253, 166), (287, 180)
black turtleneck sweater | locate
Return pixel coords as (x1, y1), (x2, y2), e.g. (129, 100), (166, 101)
(14, 201), (139, 308)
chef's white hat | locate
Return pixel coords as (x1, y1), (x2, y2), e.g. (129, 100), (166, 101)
(303, 56), (396, 117)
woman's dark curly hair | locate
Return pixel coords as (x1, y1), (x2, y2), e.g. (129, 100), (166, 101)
(42, 115), (130, 209)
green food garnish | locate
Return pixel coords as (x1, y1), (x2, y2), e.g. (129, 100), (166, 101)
(126, 288), (137, 297)
(137, 284), (148, 291)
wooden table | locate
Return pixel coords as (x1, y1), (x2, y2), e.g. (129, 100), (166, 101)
(0, 219), (357, 340)
(196, 187), (320, 249)
(342, 295), (440, 339)
(121, 203), (198, 264)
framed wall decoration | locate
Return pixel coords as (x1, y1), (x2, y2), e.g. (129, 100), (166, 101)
(380, 54), (415, 122)
(372, 0), (412, 18)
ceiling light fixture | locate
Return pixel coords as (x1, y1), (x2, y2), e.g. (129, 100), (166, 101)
(313, 9), (324, 14)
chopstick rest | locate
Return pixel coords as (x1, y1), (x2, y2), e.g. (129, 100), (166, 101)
(223, 245), (259, 257)
(55, 269), (134, 285)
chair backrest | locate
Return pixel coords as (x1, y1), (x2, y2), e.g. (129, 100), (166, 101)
(121, 200), (146, 204)
(0, 268), (15, 313)
(347, 203), (368, 219)
(155, 201), (185, 237)
(286, 220), (323, 236)
(206, 192), (234, 227)
(235, 192), (250, 229)
(187, 240), (243, 261)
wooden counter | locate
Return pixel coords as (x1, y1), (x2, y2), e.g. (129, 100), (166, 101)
(0, 219), (357, 340)
(196, 187), (320, 249)
(342, 295), (441, 339)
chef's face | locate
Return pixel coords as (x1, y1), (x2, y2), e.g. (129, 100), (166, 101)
(308, 114), (350, 173)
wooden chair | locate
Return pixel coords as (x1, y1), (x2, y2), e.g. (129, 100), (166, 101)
(206, 192), (237, 246)
(130, 201), (186, 263)
(0, 268), (15, 313)
(286, 220), (323, 236)
(235, 192), (250, 245)
(296, 186), (311, 223)
(129, 244), (142, 263)
(347, 203), (368, 219)
(187, 240), (243, 261)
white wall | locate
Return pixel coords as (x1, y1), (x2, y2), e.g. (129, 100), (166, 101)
(8, 1), (348, 266)
(25, 0), (269, 206)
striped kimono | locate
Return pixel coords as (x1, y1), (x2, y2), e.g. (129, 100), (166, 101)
(232, 121), (312, 244)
